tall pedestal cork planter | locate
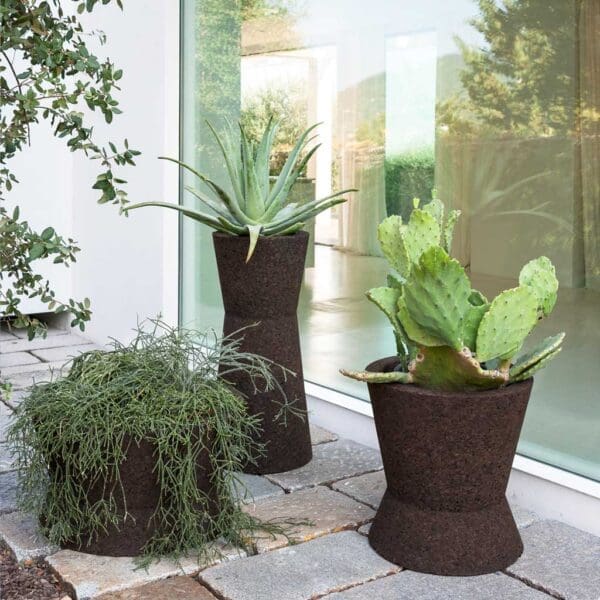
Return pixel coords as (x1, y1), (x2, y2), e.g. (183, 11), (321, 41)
(366, 357), (532, 576)
(213, 231), (312, 474)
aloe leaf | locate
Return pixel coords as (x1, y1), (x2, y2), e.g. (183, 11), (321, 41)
(240, 124), (265, 220)
(264, 143), (322, 218)
(184, 185), (235, 222)
(124, 201), (232, 232)
(217, 217), (246, 235)
(245, 224), (263, 262)
(206, 120), (247, 213)
(266, 189), (354, 228)
(159, 156), (244, 220)
(267, 123), (321, 206)
(262, 197), (347, 235)
(255, 117), (278, 197)
(269, 222), (304, 236)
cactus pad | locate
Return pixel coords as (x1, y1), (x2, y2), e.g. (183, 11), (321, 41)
(339, 369), (412, 384)
(378, 215), (410, 277)
(422, 198), (444, 227)
(402, 246), (471, 350)
(409, 346), (508, 391)
(469, 289), (488, 306)
(475, 286), (539, 363)
(462, 303), (490, 351)
(509, 348), (562, 383)
(519, 256), (558, 316)
(443, 209), (461, 253)
(367, 287), (402, 334)
(403, 209), (441, 264)
(398, 295), (446, 347)
(509, 333), (565, 379)
(387, 273), (404, 289)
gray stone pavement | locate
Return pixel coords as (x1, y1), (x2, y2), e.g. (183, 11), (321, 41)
(1, 329), (599, 599)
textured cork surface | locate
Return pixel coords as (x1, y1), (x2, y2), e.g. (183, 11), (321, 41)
(60, 436), (218, 556)
(366, 356), (532, 575)
(213, 232), (312, 474)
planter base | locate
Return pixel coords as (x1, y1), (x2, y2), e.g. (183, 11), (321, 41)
(369, 490), (523, 576)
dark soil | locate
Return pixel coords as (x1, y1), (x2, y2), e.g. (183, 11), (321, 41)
(0, 543), (71, 600)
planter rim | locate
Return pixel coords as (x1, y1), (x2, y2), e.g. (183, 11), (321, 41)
(212, 230), (309, 241)
(366, 355), (532, 399)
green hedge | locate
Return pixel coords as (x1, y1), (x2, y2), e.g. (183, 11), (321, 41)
(385, 147), (435, 221)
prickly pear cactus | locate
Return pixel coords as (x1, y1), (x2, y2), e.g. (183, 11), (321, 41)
(341, 198), (564, 392)
(475, 287), (539, 363)
(519, 256), (558, 316)
(402, 247), (471, 350)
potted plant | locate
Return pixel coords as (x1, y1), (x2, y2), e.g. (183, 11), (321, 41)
(6, 320), (285, 563)
(124, 120), (355, 473)
(341, 199), (564, 576)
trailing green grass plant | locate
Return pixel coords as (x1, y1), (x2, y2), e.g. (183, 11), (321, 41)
(7, 320), (291, 566)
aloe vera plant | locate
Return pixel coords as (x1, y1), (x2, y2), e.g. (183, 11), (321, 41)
(124, 119), (355, 261)
(341, 198), (565, 391)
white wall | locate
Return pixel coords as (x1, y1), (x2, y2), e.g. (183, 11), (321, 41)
(4, 123), (74, 317)
(4, 2), (180, 344)
(71, 1), (180, 345)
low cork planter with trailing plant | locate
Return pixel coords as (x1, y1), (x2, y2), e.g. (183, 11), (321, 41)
(4, 320), (287, 565)
(342, 199), (564, 576)
(126, 119), (356, 474)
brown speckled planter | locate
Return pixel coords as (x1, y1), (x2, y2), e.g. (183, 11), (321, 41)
(58, 435), (218, 556)
(213, 232), (312, 474)
(366, 356), (532, 576)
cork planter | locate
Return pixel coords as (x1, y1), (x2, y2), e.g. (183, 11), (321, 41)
(366, 356), (532, 576)
(58, 435), (218, 556)
(213, 231), (312, 474)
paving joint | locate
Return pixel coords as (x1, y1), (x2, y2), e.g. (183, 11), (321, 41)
(503, 569), (564, 599)
(312, 569), (401, 599)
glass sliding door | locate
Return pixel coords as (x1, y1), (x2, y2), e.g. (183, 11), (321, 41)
(180, 0), (600, 481)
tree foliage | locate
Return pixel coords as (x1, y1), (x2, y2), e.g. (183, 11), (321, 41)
(0, 0), (139, 338)
(438, 0), (580, 137)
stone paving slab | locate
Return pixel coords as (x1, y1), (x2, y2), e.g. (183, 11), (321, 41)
(506, 520), (600, 600)
(1, 332), (90, 353)
(265, 440), (382, 492)
(243, 486), (374, 553)
(0, 470), (18, 514)
(231, 473), (284, 504)
(2, 360), (67, 389)
(0, 328), (17, 341)
(331, 471), (540, 530)
(8, 325), (70, 340)
(200, 530), (399, 600)
(309, 424), (338, 445)
(0, 351), (41, 369)
(512, 504), (541, 530)
(0, 511), (58, 561)
(96, 576), (218, 600)
(30, 343), (98, 363)
(325, 571), (551, 599)
(47, 543), (246, 600)
(0, 442), (15, 472)
(332, 470), (386, 509)
(358, 523), (371, 536)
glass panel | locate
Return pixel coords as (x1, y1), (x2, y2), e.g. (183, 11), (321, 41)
(181, 0), (600, 480)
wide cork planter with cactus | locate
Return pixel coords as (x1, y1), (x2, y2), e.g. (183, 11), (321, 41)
(126, 119), (355, 474)
(342, 198), (564, 576)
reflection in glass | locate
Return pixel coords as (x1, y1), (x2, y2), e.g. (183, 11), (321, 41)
(181, 0), (600, 480)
